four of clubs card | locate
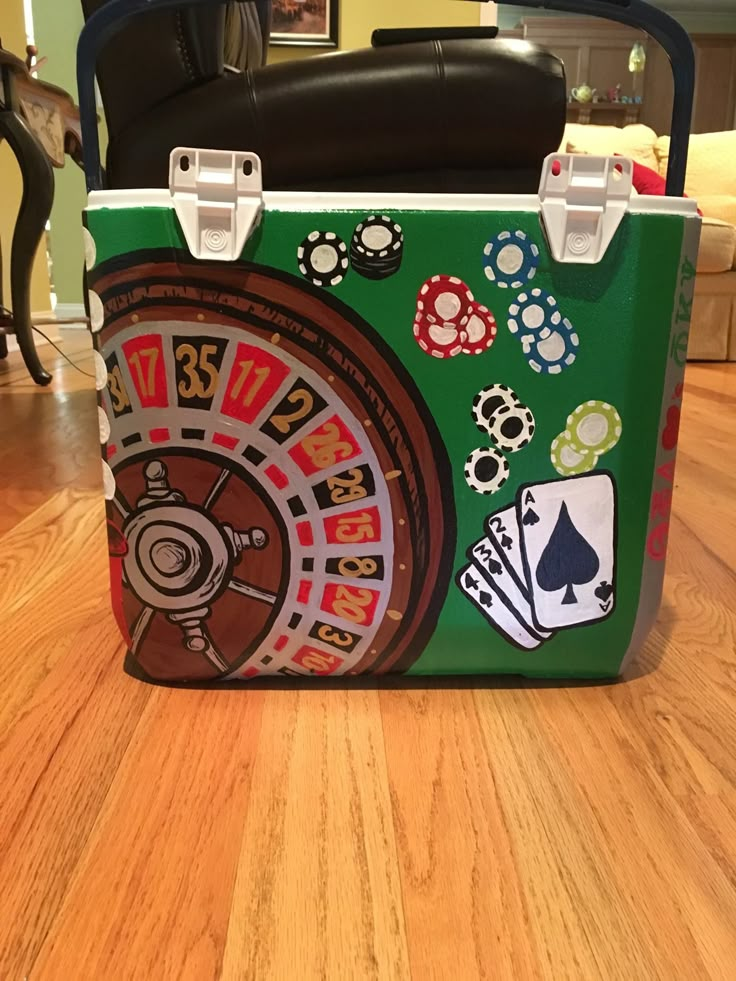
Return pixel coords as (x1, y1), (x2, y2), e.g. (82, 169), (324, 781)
(459, 472), (617, 650)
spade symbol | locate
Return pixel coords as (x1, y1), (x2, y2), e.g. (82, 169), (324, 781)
(594, 581), (614, 603)
(479, 591), (493, 609)
(523, 508), (540, 526)
(488, 558), (503, 576)
(501, 534), (513, 551)
(536, 502), (600, 605)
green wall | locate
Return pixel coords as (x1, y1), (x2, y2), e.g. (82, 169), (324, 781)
(33, 0), (87, 310)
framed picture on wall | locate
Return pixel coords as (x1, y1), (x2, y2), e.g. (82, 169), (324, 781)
(271, 0), (339, 48)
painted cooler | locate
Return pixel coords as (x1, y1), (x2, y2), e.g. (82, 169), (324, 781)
(83, 156), (700, 682)
(77, 0), (701, 684)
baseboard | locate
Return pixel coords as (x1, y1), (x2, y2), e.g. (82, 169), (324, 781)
(53, 303), (86, 321)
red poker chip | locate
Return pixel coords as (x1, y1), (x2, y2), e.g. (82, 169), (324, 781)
(417, 275), (474, 329)
(461, 302), (497, 356)
(413, 312), (464, 359)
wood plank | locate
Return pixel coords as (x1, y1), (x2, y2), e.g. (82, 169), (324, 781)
(380, 687), (541, 979)
(221, 689), (410, 981)
(0, 617), (150, 978)
(32, 687), (267, 981)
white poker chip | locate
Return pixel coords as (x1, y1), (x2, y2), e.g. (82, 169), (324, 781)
(101, 459), (116, 500)
(464, 447), (510, 496)
(88, 290), (104, 332)
(488, 403), (535, 454)
(297, 231), (349, 288)
(82, 226), (97, 271)
(483, 230), (539, 289)
(92, 349), (108, 391)
(566, 401), (623, 455)
(471, 383), (520, 435)
(98, 405), (111, 444)
(351, 215), (404, 280)
(507, 289), (562, 338)
(524, 319), (579, 375)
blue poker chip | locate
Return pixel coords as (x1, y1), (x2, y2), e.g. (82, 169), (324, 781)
(483, 230), (539, 289)
(523, 318), (580, 375)
(507, 289), (562, 339)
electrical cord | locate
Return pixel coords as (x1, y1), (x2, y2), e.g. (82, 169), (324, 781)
(32, 325), (96, 378)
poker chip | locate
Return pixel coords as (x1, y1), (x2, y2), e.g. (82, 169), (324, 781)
(350, 215), (404, 280)
(101, 459), (116, 501)
(483, 230), (539, 289)
(464, 447), (510, 496)
(297, 231), (349, 287)
(413, 313), (464, 359)
(524, 319), (579, 375)
(487, 403), (535, 454)
(566, 401), (623, 455)
(550, 431), (600, 477)
(88, 290), (104, 332)
(471, 383), (520, 435)
(507, 289), (562, 338)
(461, 303), (497, 356)
(417, 275), (474, 329)
(93, 349), (108, 391)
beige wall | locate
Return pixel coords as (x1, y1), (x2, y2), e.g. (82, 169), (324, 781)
(269, 0), (488, 64)
(0, 0), (52, 313)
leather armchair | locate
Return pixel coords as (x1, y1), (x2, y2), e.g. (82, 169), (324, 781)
(81, 0), (566, 194)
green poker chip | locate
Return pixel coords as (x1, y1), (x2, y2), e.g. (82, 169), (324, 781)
(566, 401), (622, 456)
(550, 431), (600, 477)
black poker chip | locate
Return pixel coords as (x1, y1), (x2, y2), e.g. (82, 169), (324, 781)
(350, 215), (404, 280)
(487, 403), (536, 454)
(464, 447), (510, 496)
(471, 383), (520, 436)
(297, 231), (349, 288)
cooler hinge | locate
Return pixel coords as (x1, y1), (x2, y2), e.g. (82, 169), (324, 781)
(539, 154), (633, 265)
(169, 148), (264, 262)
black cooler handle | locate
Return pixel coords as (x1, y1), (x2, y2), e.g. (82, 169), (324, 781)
(78, 0), (240, 192)
(79, 0), (694, 197)
(482, 0), (695, 196)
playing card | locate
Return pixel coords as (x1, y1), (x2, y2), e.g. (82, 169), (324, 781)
(470, 536), (554, 640)
(457, 564), (547, 652)
(518, 472), (617, 632)
(485, 505), (530, 599)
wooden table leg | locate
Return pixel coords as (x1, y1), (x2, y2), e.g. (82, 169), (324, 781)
(0, 108), (53, 385)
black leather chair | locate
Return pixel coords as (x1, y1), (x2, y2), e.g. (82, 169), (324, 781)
(81, 0), (566, 194)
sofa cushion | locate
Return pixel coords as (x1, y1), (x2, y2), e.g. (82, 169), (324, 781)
(698, 218), (736, 275)
(656, 131), (736, 206)
(562, 123), (659, 170)
(690, 194), (736, 230)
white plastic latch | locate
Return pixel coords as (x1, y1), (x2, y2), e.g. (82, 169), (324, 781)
(169, 148), (264, 261)
(539, 154), (633, 264)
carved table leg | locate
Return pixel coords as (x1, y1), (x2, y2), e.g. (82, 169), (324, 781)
(0, 108), (54, 385)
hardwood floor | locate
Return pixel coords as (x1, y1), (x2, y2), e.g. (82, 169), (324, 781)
(1, 332), (735, 980)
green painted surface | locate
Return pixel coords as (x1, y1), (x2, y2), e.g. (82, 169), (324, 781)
(87, 202), (686, 677)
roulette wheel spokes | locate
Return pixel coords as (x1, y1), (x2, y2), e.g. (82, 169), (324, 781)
(122, 458), (273, 672)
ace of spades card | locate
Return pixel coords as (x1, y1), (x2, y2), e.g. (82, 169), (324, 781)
(517, 472), (617, 632)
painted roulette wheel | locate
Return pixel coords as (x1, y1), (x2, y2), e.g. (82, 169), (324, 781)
(92, 254), (455, 681)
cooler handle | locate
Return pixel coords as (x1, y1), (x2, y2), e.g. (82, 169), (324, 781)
(78, 0), (240, 192)
(79, 0), (694, 197)
(487, 0), (694, 196)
